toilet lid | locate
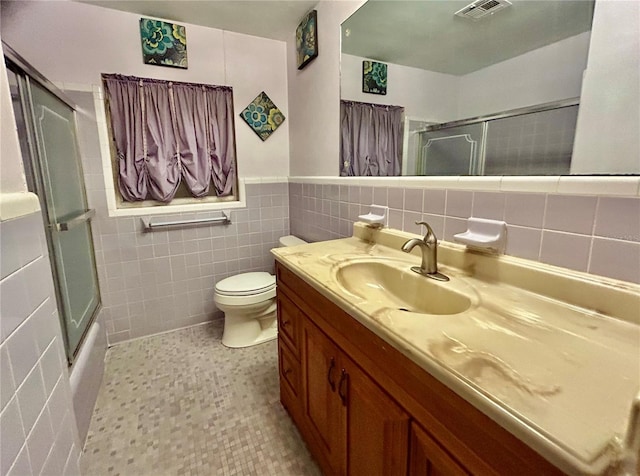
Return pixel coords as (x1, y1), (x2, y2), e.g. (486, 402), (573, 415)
(215, 272), (276, 296)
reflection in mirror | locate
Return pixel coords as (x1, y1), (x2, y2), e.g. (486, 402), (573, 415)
(340, 0), (605, 176)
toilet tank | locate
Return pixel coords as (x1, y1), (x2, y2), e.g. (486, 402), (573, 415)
(279, 235), (307, 247)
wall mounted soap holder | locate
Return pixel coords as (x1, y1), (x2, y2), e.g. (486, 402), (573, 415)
(358, 204), (388, 228)
(454, 217), (507, 253)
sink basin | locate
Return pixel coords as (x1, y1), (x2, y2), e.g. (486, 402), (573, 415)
(335, 261), (472, 315)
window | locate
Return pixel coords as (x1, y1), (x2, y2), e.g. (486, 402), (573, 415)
(102, 74), (238, 208)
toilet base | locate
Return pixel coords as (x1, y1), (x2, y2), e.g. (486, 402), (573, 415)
(221, 303), (277, 348)
(222, 325), (277, 349)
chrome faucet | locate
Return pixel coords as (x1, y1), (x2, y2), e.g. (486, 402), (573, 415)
(401, 221), (449, 281)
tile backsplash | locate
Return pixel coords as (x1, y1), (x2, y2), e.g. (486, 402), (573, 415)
(0, 210), (81, 475)
(289, 180), (640, 284)
(86, 182), (289, 344)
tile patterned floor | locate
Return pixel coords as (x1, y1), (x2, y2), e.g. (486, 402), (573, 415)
(81, 322), (320, 476)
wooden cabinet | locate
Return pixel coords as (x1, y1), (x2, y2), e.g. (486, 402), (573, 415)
(276, 291), (303, 424)
(409, 423), (468, 476)
(276, 291), (301, 358)
(344, 352), (409, 476)
(301, 318), (410, 476)
(275, 262), (564, 476)
(303, 321), (346, 474)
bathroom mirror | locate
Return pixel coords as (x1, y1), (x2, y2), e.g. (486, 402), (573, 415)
(339, 0), (617, 177)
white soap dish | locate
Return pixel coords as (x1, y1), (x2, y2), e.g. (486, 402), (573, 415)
(358, 204), (388, 227)
(454, 217), (507, 253)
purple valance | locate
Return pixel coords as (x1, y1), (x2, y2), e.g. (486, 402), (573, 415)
(103, 74), (236, 202)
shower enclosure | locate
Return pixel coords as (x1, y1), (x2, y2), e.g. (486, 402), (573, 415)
(411, 100), (580, 176)
(5, 44), (100, 364)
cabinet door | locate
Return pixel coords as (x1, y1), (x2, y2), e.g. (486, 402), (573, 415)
(409, 423), (468, 476)
(344, 356), (410, 476)
(303, 320), (347, 474)
(278, 339), (303, 425)
(277, 292), (301, 357)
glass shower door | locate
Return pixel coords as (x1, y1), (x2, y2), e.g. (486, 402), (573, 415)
(27, 80), (100, 361)
(418, 123), (485, 175)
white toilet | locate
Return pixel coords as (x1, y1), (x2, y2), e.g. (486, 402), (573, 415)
(214, 235), (307, 348)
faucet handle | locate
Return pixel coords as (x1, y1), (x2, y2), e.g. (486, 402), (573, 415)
(415, 221), (437, 243)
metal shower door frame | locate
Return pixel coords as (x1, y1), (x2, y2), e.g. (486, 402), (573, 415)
(5, 44), (101, 365)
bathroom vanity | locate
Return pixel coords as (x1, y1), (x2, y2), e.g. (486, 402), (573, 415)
(272, 224), (640, 475)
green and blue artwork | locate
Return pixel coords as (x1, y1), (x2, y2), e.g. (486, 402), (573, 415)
(296, 10), (318, 70)
(140, 17), (188, 69)
(240, 92), (286, 141)
(363, 61), (387, 95)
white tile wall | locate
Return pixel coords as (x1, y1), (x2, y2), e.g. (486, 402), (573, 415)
(590, 238), (640, 283)
(504, 193), (546, 228)
(472, 192), (506, 221)
(544, 194), (598, 235)
(594, 197), (640, 242)
(290, 179), (640, 284)
(0, 210), (81, 475)
(445, 190), (473, 218)
(540, 231), (592, 272)
(505, 225), (543, 261)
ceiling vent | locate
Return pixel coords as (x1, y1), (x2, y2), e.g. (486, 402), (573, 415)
(455, 0), (512, 21)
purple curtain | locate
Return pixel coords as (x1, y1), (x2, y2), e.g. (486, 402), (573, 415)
(143, 81), (179, 202)
(103, 76), (147, 201)
(205, 87), (236, 197)
(103, 74), (235, 202)
(340, 100), (404, 177)
(173, 83), (211, 197)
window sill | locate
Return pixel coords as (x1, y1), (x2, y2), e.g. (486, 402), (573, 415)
(105, 180), (247, 218)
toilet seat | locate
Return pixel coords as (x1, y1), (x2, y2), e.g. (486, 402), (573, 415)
(215, 272), (276, 296)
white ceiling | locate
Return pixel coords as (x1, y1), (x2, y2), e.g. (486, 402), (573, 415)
(76, 0), (318, 41)
(342, 0), (594, 75)
(74, 0), (594, 74)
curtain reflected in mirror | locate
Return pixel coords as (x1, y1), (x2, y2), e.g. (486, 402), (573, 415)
(340, 100), (404, 176)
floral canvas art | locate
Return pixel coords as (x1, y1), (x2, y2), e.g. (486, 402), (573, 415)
(363, 61), (387, 95)
(140, 18), (188, 69)
(240, 92), (286, 141)
(296, 10), (318, 70)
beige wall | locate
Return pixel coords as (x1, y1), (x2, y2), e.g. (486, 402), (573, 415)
(1, 0), (291, 179)
(341, 53), (459, 122)
(342, 33), (590, 123)
(571, 0), (640, 174)
(287, 1), (364, 177)
(457, 32), (590, 119)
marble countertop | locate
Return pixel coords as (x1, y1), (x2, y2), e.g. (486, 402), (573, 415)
(272, 224), (640, 475)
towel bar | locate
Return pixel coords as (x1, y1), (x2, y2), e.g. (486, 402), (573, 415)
(141, 212), (231, 231)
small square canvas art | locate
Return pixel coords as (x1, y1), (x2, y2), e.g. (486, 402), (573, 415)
(240, 92), (286, 141)
(140, 17), (188, 69)
(296, 10), (318, 70)
(363, 60), (387, 95)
